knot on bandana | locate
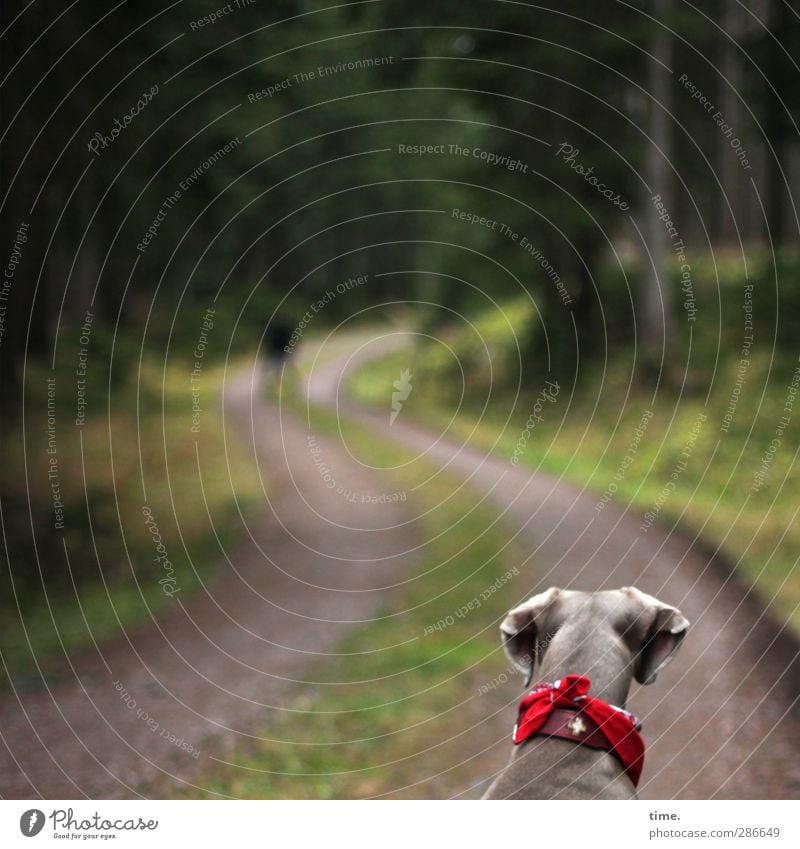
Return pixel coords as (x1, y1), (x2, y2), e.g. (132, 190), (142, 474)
(513, 674), (645, 787)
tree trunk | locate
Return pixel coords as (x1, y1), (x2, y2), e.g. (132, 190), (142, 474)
(640, 0), (672, 382)
(764, 0), (791, 246)
(718, 2), (745, 244)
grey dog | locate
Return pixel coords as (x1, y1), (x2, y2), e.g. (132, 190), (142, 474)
(484, 586), (689, 799)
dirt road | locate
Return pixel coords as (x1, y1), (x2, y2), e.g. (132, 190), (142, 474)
(1, 340), (798, 799)
(0, 360), (418, 798)
(306, 336), (800, 800)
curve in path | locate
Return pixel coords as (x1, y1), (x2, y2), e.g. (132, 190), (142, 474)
(0, 360), (417, 798)
(307, 335), (800, 800)
(3, 340), (798, 800)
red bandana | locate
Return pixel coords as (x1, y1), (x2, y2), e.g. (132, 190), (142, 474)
(513, 674), (645, 787)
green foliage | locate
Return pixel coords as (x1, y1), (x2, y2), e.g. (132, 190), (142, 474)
(349, 254), (800, 632)
(0, 359), (261, 686)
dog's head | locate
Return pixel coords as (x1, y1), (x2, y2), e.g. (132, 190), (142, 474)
(500, 586), (689, 688)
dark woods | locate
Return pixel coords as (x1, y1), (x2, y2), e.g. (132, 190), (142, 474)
(1, 1), (799, 612)
(2, 1), (798, 404)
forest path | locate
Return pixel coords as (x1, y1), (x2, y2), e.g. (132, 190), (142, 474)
(0, 358), (418, 798)
(307, 333), (800, 799)
(2, 336), (798, 799)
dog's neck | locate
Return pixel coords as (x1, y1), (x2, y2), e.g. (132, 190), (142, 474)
(537, 624), (633, 707)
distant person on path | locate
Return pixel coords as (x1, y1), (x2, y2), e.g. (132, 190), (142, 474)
(263, 317), (294, 390)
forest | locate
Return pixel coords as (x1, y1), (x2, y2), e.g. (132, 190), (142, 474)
(1, 0), (799, 803)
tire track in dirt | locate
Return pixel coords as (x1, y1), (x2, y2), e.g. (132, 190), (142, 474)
(3, 340), (798, 800)
(308, 336), (800, 800)
(0, 361), (418, 798)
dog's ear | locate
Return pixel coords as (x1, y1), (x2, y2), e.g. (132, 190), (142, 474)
(622, 588), (690, 685)
(500, 587), (561, 687)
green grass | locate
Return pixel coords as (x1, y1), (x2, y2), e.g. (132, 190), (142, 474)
(162, 392), (527, 799)
(0, 358), (262, 687)
(348, 285), (800, 633)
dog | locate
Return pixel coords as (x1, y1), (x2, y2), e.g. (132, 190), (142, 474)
(483, 586), (689, 799)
